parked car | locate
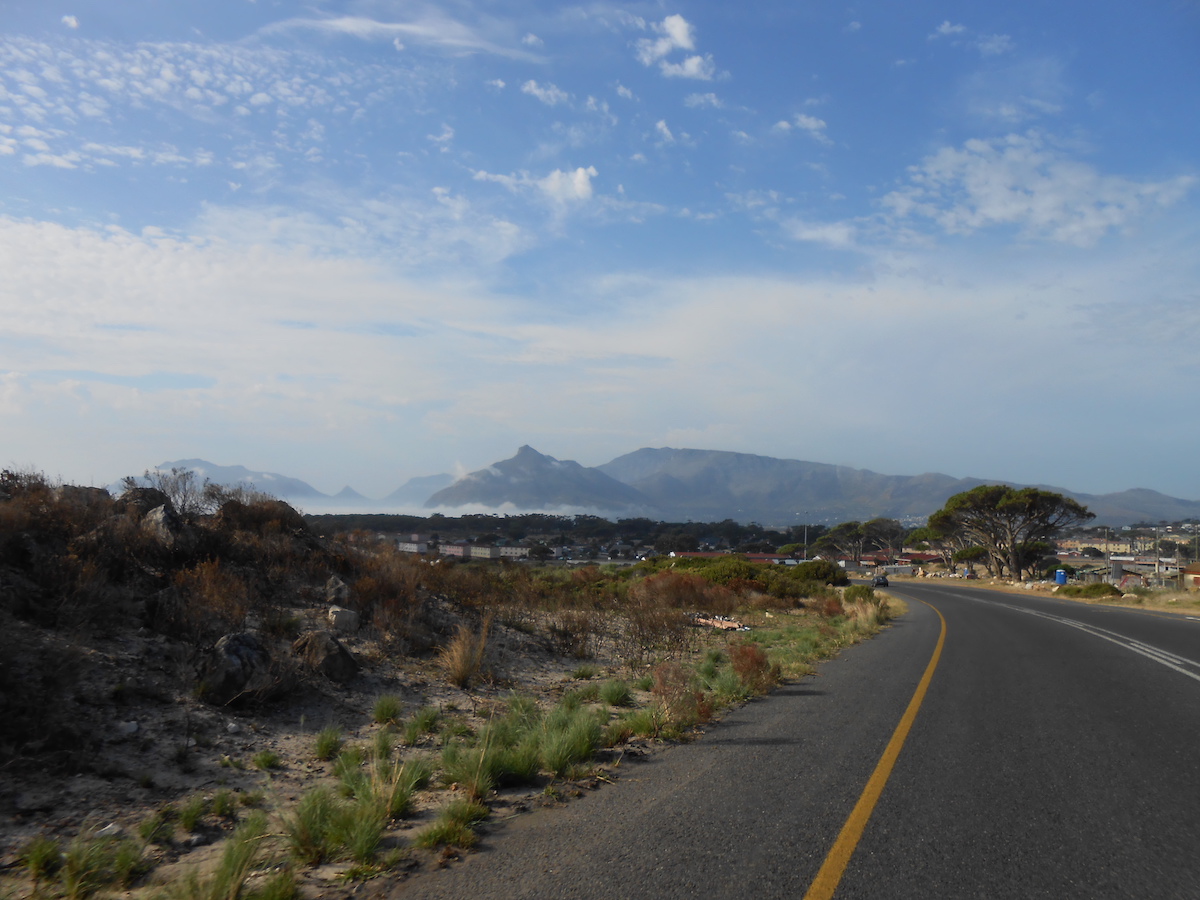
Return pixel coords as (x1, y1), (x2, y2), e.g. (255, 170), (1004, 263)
(872, 575), (889, 587)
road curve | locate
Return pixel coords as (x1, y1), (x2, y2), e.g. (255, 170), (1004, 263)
(391, 583), (1200, 899)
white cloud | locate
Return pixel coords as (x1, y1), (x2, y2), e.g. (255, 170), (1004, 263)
(774, 114), (832, 146)
(521, 80), (568, 106)
(616, 83), (634, 100)
(635, 14), (694, 65)
(521, 33), (543, 47)
(930, 21), (967, 39)
(684, 92), (722, 108)
(654, 120), (674, 144)
(538, 166), (598, 204)
(660, 55), (716, 80)
(62, 15), (79, 29)
(782, 218), (858, 248)
(474, 166), (600, 207)
(928, 20), (1014, 56)
(486, 78), (506, 90)
(634, 14), (716, 80)
(977, 34), (1014, 56)
(260, 15), (539, 60)
(882, 132), (1196, 246)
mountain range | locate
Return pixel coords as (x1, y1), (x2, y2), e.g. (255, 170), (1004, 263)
(114, 448), (1200, 528)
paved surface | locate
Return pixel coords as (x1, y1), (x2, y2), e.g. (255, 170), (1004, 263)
(391, 584), (1200, 899)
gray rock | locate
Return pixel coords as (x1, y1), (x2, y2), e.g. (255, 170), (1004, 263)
(327, 605), (360, 633)
(199, 633), (275, 705)
(292, 630), (360, 683)
(141, 505), (184, 548)
(325, 576), (350, 604)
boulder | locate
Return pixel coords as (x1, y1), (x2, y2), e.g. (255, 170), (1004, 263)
(141, 505), (184, 548)
(199, 633), (275, 705)
(325, 576), (350, 604)
(292, 630), (360, 683)
(327, 605), (360, 633)
(115, 487), (172, 519)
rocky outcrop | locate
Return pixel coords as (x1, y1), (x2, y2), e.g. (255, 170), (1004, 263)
(292, 630), (359, 683)
(198, 633), (292, 705)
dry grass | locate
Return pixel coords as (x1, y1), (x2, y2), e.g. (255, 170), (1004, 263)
(437, 616), (492, 689)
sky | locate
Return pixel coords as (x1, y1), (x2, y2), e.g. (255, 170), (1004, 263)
(2, 0), (1198, 502)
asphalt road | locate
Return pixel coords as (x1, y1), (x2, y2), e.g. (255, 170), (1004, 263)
(392, 583), (1200, 899)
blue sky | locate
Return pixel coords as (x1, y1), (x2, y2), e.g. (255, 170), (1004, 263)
(2, 0), (1198, 502)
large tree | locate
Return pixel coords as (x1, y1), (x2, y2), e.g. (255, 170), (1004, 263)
(930, 485), (1094, 579)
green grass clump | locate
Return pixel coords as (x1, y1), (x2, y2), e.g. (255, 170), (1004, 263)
(313, 726), (344, 761)
(20, 834), (62, 885)
(60, 834), (146, 899)
(252, 750), (282, 771)
(284, 788), (341, 866)
(539, 707), (602, 777)
(402, 706), (441, 745)
(570, 664), (600, 680)
(598, 679), (634, 707)
(210, 789), (238, 820)
(138, 808), (175, 845)
(372, 694), (404, 725)
(372, 727), (394, 762)
(167, 811), (291, 900)
(413, 798), (489, 850)
(178, 795), (207, 832)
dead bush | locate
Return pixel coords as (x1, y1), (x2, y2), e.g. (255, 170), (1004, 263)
(622, 598), (693, 663)
(549, 608), (602, 658)
(160, 560), (252, 642)
(651, 661), (711, 728)
(438, 617), (492, 689)
(816, 594), (844, 618)
(728, 639), (780, 693)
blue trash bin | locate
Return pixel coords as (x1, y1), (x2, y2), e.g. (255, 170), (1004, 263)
(1055, 569), (1068, 585)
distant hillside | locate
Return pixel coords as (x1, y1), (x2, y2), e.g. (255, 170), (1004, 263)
(597, 448), (990, 524)
(112, 451), (1200, 527)
(114, 459), (331, 501)
(383, 474), (455, 506)
(425, 446), (652, 514)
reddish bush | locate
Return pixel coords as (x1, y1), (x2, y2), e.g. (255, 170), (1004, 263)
(728, 639), (780, 693)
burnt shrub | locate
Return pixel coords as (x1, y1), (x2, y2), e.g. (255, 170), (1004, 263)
(157, 560), (253, 642)
(728, 638), (780, 693)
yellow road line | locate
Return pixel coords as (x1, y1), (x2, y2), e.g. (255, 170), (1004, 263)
(803, 599), (947, 900)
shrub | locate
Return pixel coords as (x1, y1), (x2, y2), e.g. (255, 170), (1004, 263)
(651, 662), (708, 730)
(843, 584), (876, 604)
(728, 639), (779, 693)
(1058, 582), (1123, 598)
(163, 561), (252, 642)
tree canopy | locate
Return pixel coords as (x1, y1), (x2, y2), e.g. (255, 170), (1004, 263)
(930, 485), (1094, 579)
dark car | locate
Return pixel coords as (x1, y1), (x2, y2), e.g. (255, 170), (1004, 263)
(872, 575), (889, 587)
